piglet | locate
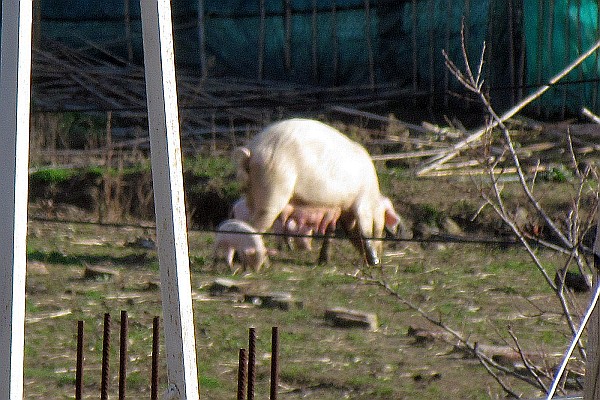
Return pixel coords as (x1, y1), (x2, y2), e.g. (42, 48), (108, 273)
(233, 197), (313, 250)
(213, 219), (270, 273)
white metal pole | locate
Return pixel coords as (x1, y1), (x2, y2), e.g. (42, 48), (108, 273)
(140, 1), (200, 399)
(584, 219), (600, 400)
(0, 0), (33, 399)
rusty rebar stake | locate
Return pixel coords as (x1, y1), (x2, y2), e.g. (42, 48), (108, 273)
(75, 320), (84, 400)
(151, 316), (160, 400)
(237, 348), (248, 400)
(101, 313), (111, 400)
(270, 327), (279, 400)
(247, 328), (256, 400)
(119, 310), (128, 400)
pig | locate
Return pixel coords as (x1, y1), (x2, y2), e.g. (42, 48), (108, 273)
(233, 196), (337, 251)
(212, 219), (270, 273)
(235, 118), (401, 265)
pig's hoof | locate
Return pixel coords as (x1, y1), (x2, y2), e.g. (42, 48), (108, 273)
(367, 255), (380, 266)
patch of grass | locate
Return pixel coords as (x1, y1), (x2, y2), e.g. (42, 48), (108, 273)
(403, 262), (425, 274)
(200, 375), (223, 390)
(30, 168), (76, 184)
(185, 156), (236, 179)
(83, 290), (105, 301)
(27, 249), (82, 265)
(27, 249), (155, 267)
(416, 203), (444, 225)
(126, 371), (147, 390)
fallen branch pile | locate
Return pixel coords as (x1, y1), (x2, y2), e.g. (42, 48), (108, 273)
(31, 40), (600, 176)
(31, 40), (416, 147)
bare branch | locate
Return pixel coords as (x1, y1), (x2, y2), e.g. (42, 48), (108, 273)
(417, 31), (600, 176)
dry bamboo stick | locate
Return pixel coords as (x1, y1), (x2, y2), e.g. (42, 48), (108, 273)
(69, 74), (125, 109)
(582, 107), (600, 124)
(371, 148), (447, 161)
(421, 165), (547, 177)
(416, 37), (600, 176)
(329, 105), (428, 133)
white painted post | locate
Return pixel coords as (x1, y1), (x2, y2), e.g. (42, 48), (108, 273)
(0, 1), (33, 399)
(584, 220), (600, 400)
(140, 1), (200, 399)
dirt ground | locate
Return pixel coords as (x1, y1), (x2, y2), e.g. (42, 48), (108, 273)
(22, 169), (597, 399)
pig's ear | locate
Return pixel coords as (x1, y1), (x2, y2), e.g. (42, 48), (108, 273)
(267, 248), (278, 256)
(233, 147), (251, 187)
(243, 248), (257, 256)
(384, 208), (401, 232)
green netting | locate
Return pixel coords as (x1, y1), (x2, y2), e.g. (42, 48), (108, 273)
(32, 1), (493, 88)
(523, 0), (600, 115)
(12, 0), (600, 115)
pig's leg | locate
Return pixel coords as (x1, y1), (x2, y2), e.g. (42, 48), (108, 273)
(225, 247), (236, 272)
(353, 205), (380, 266)
(247, 171), (294, 234)
(242, 248), (256, 272)
(317, 235), (331, 265)
(211, 244), (221, 271)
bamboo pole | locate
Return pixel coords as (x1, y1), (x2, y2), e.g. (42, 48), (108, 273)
(443, 0), (451, 108)
(311, 0), (318, 82)
(258, 0), (265, 80)
(331, 0), (338, 85)
(427, 0), (434, 107)
(416, 37), (600, 176)
(284, 0), (292, 72)
(411, 0), (418, 102)
(561, 0), (571, 119)
(508, 0), (515, 106)
(364, 0), (374, 88)
(124, 0), (133, 62)
(198, 0), (208, 79)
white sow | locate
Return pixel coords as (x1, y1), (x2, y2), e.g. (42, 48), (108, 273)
(235, 118), (400, 265)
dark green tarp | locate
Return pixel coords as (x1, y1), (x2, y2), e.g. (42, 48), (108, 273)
(523, 0), (600, 114)
(3, 0), (600, 115)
